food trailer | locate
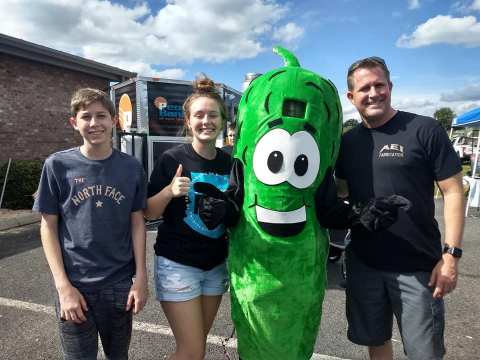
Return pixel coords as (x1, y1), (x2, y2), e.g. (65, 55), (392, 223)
(110, 76), (242, 176)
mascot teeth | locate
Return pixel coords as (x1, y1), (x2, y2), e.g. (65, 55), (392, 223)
(256, 205), (306, 224)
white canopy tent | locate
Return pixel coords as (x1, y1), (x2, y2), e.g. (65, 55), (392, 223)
(451, 107), (480, 216)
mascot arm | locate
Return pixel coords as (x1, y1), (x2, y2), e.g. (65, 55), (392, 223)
(315, 169), (411, 231)
(315, 168), (353, 229)
(223, 158), (244, 227)
(194, 159), (244, 229)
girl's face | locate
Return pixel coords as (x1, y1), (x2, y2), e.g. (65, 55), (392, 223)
(187, 97), (224, 144)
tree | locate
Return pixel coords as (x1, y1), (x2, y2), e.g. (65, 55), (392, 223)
(433, 107), (456, 131)
(343, 118), (359, 133)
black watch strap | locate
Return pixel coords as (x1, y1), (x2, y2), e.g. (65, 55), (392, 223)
(443, 244), (463, 258)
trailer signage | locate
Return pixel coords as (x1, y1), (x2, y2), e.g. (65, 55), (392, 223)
(159, 104), (184, 119)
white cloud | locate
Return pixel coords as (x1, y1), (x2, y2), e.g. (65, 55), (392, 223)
(0, 0), (297, 75)
(455, 101), (480, 114)
(340, 90), (478, 121)
(470, 0), (480, 11)
(441, 83), (480, 101)
(450, 1), (480, 15)
(153, 68), (186, 80)
(396, 15), (480, 48)
(272, 22), (305, 44)
(108, 60), (186, 79)
(340, 100), (360, 121)
(408, 0), (420, 10)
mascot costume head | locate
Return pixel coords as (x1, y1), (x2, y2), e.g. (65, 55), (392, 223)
(228, 46), (343, 359)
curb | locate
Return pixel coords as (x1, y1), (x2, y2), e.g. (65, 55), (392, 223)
(0, 213), (41, 231)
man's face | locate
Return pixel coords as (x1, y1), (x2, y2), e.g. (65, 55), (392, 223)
(347, 66), (393, 123)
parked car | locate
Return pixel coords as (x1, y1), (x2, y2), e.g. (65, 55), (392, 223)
(452, 136), (476, 162)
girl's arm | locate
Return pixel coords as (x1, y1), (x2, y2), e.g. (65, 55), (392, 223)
(144, 164), (190, 220)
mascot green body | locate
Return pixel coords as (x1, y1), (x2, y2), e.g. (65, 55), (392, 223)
(228, 47), (343, 359)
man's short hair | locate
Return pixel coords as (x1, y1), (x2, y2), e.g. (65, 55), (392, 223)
(71, 88), (115, 117)
(347, 57), (391, 91)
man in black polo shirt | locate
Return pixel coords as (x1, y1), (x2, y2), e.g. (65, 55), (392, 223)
(336, 57), (465, 360)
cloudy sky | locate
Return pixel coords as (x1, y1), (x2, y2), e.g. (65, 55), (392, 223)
(1, 0), (480, 120)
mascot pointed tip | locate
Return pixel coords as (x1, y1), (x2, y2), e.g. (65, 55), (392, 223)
(273, 46), (300, 68)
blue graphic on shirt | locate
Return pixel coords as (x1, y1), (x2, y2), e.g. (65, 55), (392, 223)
(184, 172), (229, 238)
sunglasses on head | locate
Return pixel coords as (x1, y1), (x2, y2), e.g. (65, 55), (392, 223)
(348, 56), (387, 73)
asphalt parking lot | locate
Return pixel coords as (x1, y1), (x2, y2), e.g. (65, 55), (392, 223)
(0, 201), (479, 359)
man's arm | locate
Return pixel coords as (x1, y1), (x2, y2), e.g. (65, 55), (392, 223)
(429, 172), (465, 298)
(40, 214), (87, 323)
(126, 210), (148, 314)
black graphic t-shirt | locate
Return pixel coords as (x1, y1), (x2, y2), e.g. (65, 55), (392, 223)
(33, 148), (147, 289)
(148, 143), (232, 270)
(336, 111), (461, 272)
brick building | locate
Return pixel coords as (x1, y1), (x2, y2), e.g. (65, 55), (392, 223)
(0, 34), (136, 160)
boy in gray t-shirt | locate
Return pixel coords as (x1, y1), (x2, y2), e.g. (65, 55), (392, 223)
(33, 88), (147, 360)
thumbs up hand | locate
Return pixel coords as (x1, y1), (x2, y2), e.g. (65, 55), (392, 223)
(169, 164), (190, 197)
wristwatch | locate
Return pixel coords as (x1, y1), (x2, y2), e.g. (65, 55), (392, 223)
(443, 244), (463, 258)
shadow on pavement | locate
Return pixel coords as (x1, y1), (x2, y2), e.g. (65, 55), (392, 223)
(0, 223), (41, 260)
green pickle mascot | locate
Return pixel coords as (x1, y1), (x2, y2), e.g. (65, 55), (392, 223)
(229, 47), (342, 359)
(195, 47), (410, 360)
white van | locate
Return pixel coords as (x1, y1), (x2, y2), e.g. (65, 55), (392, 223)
(452, 136), (476, 162)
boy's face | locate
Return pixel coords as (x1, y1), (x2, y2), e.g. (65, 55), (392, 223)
(227, 129), (235, 145)
(69, 101), (117, 147)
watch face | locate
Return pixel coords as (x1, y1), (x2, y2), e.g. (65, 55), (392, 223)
(445, 246), (462, 258)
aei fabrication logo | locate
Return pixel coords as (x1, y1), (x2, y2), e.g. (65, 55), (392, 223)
(379, 143), (404, 158)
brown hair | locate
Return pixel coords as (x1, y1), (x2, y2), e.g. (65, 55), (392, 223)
(71, 88), (115, 117)
(183, 75), (227, 134)
(347, 56), (391, 91)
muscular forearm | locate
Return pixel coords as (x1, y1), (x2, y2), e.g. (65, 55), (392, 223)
(439, 173), (465, 249)
(443, 192), (465, 248)
(40, 214), (71, 290)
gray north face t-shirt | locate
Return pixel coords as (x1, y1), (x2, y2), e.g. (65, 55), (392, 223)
(33, 148), (147, 289)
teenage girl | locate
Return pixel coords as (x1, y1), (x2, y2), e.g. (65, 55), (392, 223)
(145, 76), (231, 360)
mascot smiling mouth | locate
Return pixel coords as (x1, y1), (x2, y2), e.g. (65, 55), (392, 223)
(255, 205), (306, 237)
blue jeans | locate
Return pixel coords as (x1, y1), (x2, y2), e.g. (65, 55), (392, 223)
(55, 279), (133, 360)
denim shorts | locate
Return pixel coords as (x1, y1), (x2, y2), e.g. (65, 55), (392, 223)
(154, 256), (229, 302)
(345, 248), (445, 360)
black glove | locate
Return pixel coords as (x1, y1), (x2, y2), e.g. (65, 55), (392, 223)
(194, 182), (239, 230)
(351, 195), (411, 231)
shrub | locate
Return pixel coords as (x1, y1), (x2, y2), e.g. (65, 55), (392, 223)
(0, 160), (44, 209)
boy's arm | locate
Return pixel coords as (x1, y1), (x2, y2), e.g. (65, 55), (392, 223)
(40, 214), (88, 323)
(126, 210), (148, 314)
